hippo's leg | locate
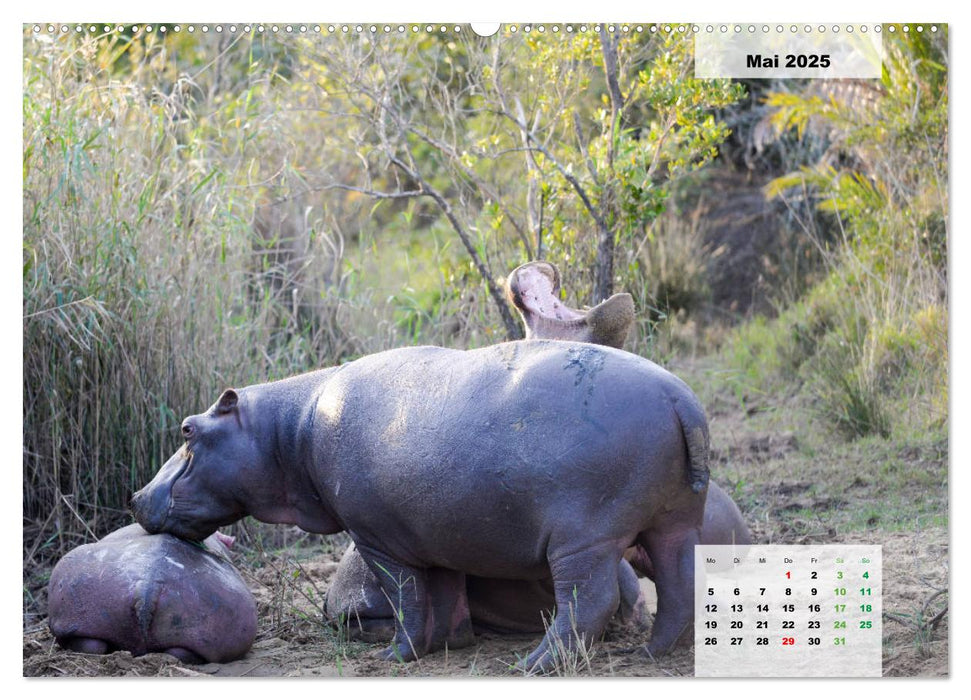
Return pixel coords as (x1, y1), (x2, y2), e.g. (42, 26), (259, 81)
(355, 545), (472, 661)
(523, 546), (622, 672)
(640, 525), (700, 655)
(60, 637), (111, 655)
(425, 567), (475, 651)
(616, 559), (650, 629)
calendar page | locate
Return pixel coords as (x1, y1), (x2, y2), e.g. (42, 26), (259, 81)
(695, 545), (882, 677)
(22, 11), (949, 681)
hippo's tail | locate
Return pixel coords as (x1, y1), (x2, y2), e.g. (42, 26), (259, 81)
(673, 395), (710, 494)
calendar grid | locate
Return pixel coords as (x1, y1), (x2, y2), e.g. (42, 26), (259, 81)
(694, 545), (882, 677)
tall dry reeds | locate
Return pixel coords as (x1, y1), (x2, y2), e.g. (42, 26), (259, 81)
(22, 31), (366, 568)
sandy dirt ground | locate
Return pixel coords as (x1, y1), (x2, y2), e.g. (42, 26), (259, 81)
(23, 525), (947, 678)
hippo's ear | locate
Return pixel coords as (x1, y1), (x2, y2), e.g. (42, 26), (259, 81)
(216, 389), (238, 415)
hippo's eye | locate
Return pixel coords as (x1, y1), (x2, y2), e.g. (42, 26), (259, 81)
(182, 423), (195, 440)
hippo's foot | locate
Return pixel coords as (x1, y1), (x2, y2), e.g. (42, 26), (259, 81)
(640, 526), (699, 655)
(519, 546), (622, 674)
(59, 637), (111, 655)
(339, 614), (397, 644)
(162, 646), (206, 664)
(374, 640), (420, 663)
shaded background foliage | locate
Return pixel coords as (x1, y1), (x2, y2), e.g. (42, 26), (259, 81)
(23, 25), (947, 593)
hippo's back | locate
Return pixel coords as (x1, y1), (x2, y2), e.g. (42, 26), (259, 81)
(48, 524), (256, 663)
(314, 340), (706, 575)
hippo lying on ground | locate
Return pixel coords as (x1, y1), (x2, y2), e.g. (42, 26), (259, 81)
(132, 340), (710, 670)
(48, 523), (256, 663)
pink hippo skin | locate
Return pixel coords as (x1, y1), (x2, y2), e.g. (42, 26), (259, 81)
(48, 523), (256, 663)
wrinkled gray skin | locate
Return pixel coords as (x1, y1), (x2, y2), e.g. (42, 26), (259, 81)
(507, 260), (635, 349)
(132, 341), (710, 670)
(48, 524), (257, 663)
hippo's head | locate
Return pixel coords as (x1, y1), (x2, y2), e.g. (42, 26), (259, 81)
(131, 388), (259, 542)
(506, 260), (635, 349)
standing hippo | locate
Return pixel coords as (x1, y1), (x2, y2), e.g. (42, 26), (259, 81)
(132, 340), (710, 670)
(325, 262), (751, 644)
(48, 524), (256, 664)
